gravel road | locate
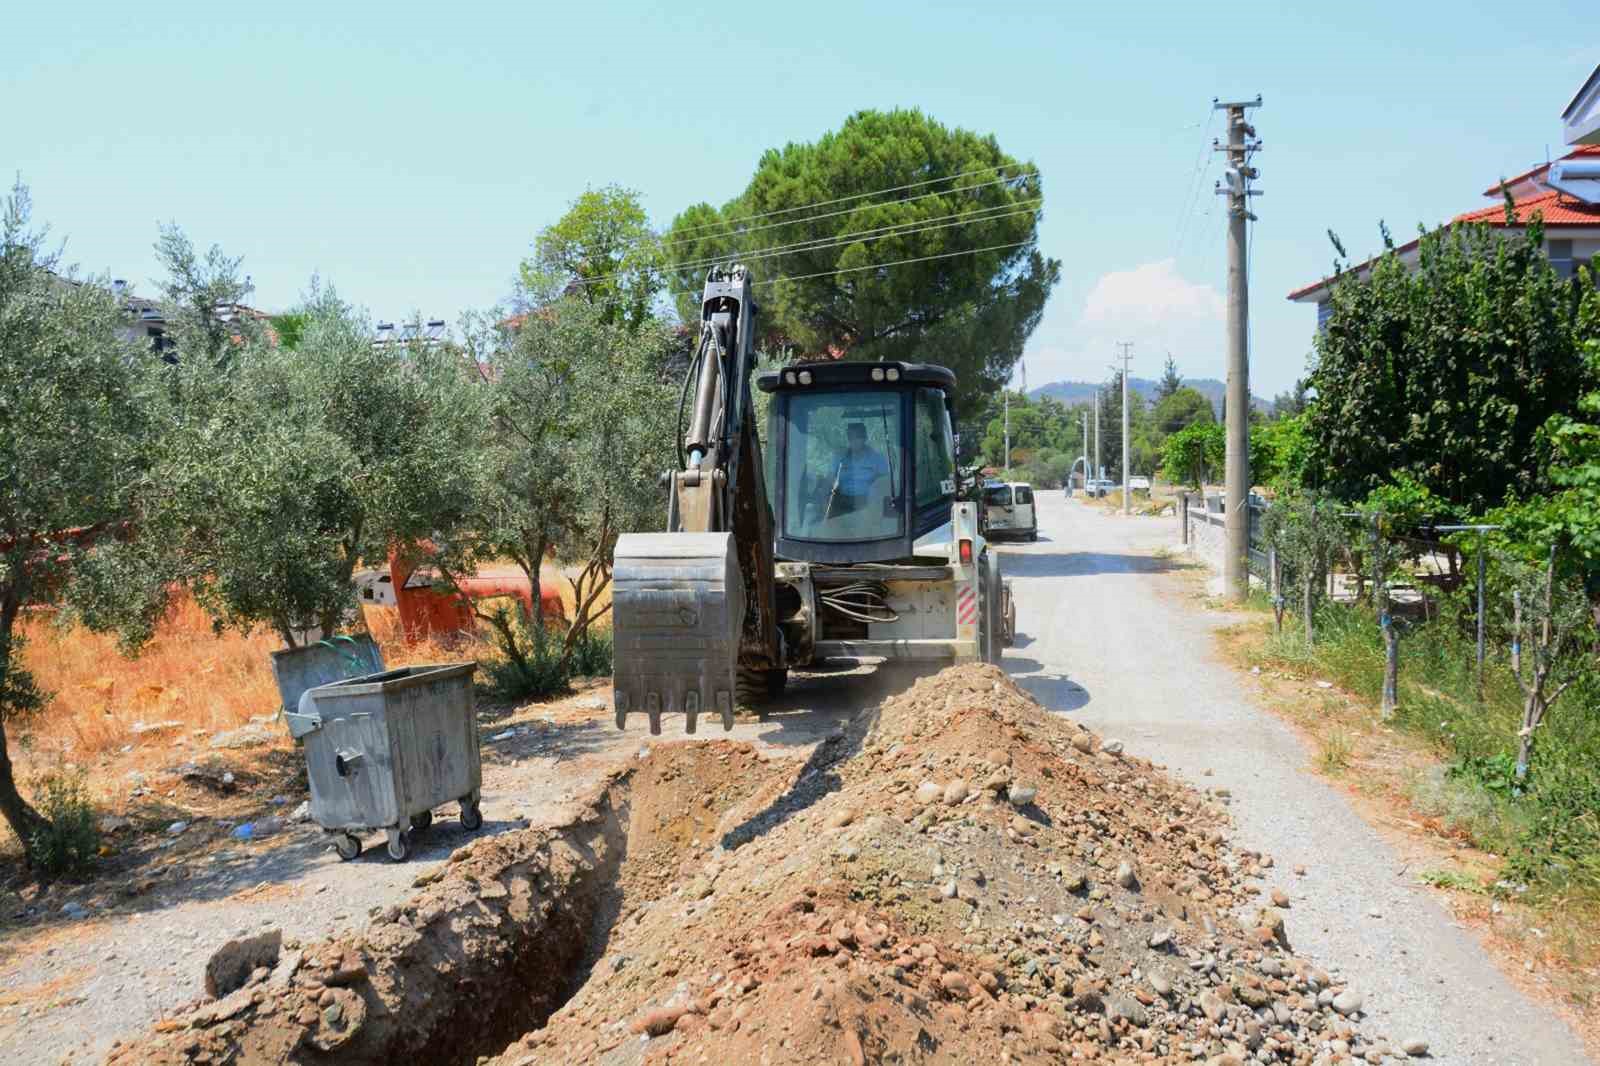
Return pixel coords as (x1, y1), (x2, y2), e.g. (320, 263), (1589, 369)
(1000, 492), (1592, 1066)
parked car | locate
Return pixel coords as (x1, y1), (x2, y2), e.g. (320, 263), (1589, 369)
(1128, 475), (1151, 491)
(1085, 478), (1114, 498)
(983, 481), (1038, 540)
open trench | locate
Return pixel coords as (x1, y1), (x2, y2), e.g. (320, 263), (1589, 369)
(106, 742), (786, 1066)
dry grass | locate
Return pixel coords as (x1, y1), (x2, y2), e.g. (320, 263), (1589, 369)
(15, 598), (462, 765)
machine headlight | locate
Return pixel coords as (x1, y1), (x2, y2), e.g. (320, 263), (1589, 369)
(798, 370), (813, 385)
(784, 371), (797, 385)
(871, 368), (884, 381)
(886, 368), (900, 381)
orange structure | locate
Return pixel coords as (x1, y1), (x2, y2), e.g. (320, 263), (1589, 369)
(387, 546), (564, 645)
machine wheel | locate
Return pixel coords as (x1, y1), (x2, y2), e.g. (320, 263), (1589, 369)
(460, 802), (484, 831)
(386, 831), (410, 862)
(736, 667), (787, 708)
(410, 810), (433, 833)
(1027, 527), (1038, 542)
(977, 553), (1001, 665)
(333, 833), (362, 861)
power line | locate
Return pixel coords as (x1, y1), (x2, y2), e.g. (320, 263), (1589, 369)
(565, 200), (1042, 289)
(1171, 107), (1217, 265)
(659, 172), (1041, 252)
(662, 162), (1040, 240)
(658, 239), (1035, 300)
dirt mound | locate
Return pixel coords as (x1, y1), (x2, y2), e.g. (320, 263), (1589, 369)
(494, 665), (1395, 1065)
(106, 668), (1398, 1065)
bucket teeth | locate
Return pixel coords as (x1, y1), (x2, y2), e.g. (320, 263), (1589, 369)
(611, 532), (745, 737)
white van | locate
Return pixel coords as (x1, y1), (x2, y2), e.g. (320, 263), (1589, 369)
(983, 481), (1038, 540)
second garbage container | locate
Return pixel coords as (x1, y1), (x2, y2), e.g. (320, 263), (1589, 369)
(287, 662), (482, 861)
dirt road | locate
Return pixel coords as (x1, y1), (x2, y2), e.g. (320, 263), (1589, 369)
(1001, 493), (1591, 1066)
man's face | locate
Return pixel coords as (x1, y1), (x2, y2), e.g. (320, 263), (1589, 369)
(847, 427), (866, 453)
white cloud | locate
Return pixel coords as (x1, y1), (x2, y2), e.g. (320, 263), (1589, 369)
(1082, 258), (1225, 329)
(1022, 258), (1226, 388)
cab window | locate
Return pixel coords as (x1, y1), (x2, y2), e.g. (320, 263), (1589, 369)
(781, 389), (905, 543)
(1016, 486), (1034, 505)
(914, 388), (956, 510)
(984, 485), (1012, 507)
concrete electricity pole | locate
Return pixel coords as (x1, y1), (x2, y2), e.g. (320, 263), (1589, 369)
(1003, 388), (1010, 476)
(1214, 95), (1262, 602)
(1081, 411), (1089, 491)
(1093, 390), (1102, 484)
(1116, 342), (1133, 514)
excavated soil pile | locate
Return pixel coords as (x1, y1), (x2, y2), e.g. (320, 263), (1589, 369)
(107, 667), (1399, 1066)
(494, 665), (1398, 1066)
(104, 742), (781, 1066)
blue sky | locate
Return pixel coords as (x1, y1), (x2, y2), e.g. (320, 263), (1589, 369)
(7, 2), (1594, 395)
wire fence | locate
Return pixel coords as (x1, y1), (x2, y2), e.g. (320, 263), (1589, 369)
(1181, 493), (1595, 776)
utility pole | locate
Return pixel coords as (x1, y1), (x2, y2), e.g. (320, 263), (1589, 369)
(1214, 95), (1262, 602)
(1093, 390), (1102, 484)
(1081, 411), (1089, 492)
(1116, 342), (1133, 514)
(1003, 388), (1010, 476)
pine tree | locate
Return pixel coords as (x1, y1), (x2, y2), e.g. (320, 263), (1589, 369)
(1155, 354), (1183, 402)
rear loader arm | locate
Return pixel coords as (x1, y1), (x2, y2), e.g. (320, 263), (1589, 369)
(612, 265), (782, 735)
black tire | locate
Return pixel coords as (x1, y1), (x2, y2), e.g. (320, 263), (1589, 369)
(460, 803), (483, 832)
(334, 834), (362, 861)
(386, 834), (410, 862)
(1027, 528), (1038, 542)
(736, 667), (787, 708)
(410, 810), (433, 833)
(977, 554), (1001, 665)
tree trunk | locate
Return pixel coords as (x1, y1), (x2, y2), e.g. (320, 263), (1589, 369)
(1512, 590), (1522, 685)
(0, 587), (48, 865)
(1381, 612), (1399, 719)
(1515, 691), (1538, 781)
(1303, 569), (1315, 645)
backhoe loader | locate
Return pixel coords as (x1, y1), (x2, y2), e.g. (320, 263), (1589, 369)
(613, 264), (1014, 734)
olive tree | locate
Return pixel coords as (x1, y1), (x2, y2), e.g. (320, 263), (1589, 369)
(1263, 494), (1348, 645)
(447, 297), (676, 677)
(0, 181), (148, 860)
(1497, 546), (1591, 781)
(87, 277), (486, 649)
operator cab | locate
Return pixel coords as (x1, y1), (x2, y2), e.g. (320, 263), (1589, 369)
(756, 361), (959, 565)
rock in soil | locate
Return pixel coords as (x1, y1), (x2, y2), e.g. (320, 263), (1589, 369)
(204, 928), (282, 998)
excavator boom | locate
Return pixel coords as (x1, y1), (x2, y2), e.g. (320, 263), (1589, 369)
(612, 265), (779, 734)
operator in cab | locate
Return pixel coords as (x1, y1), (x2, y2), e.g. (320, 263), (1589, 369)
(828, 422), (890, 516)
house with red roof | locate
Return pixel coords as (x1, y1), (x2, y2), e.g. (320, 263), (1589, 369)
(1289, 64), (1600, 323)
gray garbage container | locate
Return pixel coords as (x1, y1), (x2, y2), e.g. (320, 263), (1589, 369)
(269, 635), (384, 717)
(288, 663), (482, 861)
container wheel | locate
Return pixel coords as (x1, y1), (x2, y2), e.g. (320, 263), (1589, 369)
(386, 831), (410, 862)
(410, 810), (433, 833)
(334, 833), (362, 861)
(461, 803), (484, 831)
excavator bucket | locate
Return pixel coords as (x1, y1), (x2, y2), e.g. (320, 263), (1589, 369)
(612, 531), (744, 735)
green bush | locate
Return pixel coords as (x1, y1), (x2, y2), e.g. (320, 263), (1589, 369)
(569, 628), (614, 678)
(28, 773), (99, 876)
(481, 623), (571, 702)
(478, 602), (616, 702)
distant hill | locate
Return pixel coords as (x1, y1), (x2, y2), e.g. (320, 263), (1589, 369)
(1029, 377), (1269, 417)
